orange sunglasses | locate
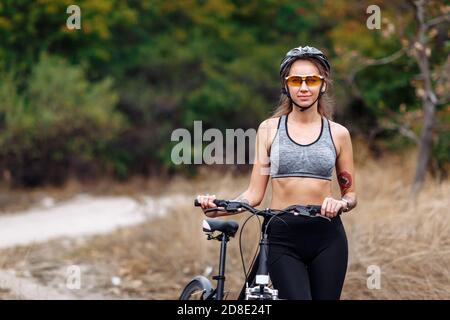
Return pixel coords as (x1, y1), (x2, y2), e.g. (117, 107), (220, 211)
(285, 75), (324, 87)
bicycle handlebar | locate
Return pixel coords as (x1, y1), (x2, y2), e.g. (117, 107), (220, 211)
(194, 199), (331, 218)
(194, 198), (258, 214)
(194, 199), (230, 209)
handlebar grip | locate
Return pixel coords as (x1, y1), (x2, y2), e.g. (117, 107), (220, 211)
(194, 199), (229, 207)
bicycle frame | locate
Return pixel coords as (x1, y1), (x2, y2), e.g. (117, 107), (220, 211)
(200, 224), (276, 300)
(179, 199), (329, 300)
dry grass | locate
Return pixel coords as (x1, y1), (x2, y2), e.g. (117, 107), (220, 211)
(341, 148), (450, 299)
(1, 144), (449, 300)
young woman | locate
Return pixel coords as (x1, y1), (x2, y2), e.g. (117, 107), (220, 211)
(197, 46), (357, 300)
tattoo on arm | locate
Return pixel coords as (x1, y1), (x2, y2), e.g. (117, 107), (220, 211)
(338, 171), (352, 193)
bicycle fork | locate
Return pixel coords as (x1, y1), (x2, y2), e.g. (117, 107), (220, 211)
(256, 234), (270, 286)
(245, 234), (279, 300)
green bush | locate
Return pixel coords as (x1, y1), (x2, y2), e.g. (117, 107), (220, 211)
(0, 54), (126, 186)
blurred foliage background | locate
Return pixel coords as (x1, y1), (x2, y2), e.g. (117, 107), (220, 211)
(0, 0), (448, 187)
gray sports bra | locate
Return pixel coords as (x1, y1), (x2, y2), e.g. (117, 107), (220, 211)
(269, 113), (337, 181)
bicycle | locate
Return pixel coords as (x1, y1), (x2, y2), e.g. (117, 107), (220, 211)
(178, 199), (331, 300)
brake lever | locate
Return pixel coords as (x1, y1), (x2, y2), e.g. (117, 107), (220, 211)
(314, 214), (331, 222)
(204, 207), (227, 214)
(225, 201), (243, 212)
(203, 201), (245, 215)
(293, 206), (332, 221)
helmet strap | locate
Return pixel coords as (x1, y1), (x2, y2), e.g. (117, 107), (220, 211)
(285, 82), (324, 112)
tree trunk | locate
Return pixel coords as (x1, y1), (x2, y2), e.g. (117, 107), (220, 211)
(410, 0), (437, 198)
(411, 99), (435, 196)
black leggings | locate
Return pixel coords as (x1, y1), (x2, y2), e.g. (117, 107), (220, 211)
(266, 213), (348, 300)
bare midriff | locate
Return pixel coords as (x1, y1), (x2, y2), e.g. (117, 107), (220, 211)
(269, 177), (332, 209)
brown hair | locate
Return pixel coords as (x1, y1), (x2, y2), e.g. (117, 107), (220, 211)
(271, 57), (334, 119)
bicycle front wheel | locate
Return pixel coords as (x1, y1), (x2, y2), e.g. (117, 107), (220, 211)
(179, 276), (214, 300)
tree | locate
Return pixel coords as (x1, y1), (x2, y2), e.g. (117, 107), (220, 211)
(322, 0), (449, 195)
(409, 0), (449, 196)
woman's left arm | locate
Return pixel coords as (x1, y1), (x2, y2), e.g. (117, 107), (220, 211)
(321, 125), (357, 217)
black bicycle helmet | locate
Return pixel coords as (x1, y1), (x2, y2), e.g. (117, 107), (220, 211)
(280, 46), (330, 76)
(280, 46), (331, 112)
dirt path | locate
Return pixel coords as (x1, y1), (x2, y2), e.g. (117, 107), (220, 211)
(0, 193), (191, 299)
(0, 193), (189, 249)
(0, 269), (78, 299)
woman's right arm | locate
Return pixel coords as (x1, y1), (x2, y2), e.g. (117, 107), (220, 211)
(198, 119), (272, 217)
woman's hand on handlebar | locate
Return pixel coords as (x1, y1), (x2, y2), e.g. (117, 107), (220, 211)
(196, 194), (245, 217)
(321, 197), (345, 218)
(196, 194), (219, 217)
